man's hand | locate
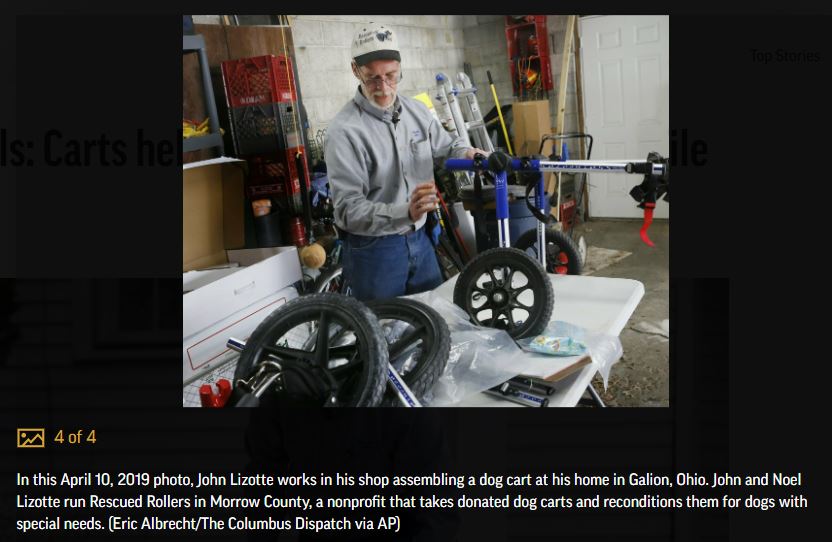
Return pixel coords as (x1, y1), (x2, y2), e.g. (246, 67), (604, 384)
(464, 147), (490, 159)
(408, 181), (438, 222)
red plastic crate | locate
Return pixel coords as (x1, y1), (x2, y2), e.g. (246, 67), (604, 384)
(247, 183), (285, 198)
(229, 101), (302, 156)
(248, 149), (309, 189)
(221, 55), (297, 108)
(245, 147), (311, 212)
(246, 156), (286, 198)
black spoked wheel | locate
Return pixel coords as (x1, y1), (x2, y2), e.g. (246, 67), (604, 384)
(366, 298), (451, 406)
(514, 226), (583, 275)
(234, 293), (387, 407)
(453, 248), (554, 339)
(314, 264), (345, 294)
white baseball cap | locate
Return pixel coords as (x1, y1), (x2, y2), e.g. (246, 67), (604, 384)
(351, 23), (401, 66)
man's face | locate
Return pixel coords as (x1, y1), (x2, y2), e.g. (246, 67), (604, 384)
(353, 59), (401, 109)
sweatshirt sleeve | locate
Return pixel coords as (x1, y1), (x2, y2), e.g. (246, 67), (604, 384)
(325, 127), (413, 235)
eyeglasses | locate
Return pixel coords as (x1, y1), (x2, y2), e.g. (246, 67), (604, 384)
(359, 71), (403, 88)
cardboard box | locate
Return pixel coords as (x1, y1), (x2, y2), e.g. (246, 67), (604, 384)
(183, 158), (302, 385)
(183, 157), (247, 271)
(511, 100), (552, 157)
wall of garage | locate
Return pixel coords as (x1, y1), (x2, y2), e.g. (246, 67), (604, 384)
(462, 15), (581, 156)
(288, 15), (467, 133)
(192, 14), (581, 155)
(461, 15), (511, 129)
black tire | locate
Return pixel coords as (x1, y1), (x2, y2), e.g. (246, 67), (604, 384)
(453, 247), (554, 339)
(514, 226), (583, 275)
(313, 264), (345, 294)
(366, 299), (451, 406)
(234, 293), (387, 407)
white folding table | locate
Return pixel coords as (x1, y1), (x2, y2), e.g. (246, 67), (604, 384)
(432, 274), (645, 407)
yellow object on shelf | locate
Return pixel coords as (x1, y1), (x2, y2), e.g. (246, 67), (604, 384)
(182, 118), (222, 139)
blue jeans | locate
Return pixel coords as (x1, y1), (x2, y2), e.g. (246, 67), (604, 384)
(342, 227), (443, 301)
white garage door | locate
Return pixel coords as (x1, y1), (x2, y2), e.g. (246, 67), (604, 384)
(580, 15), (669, 219)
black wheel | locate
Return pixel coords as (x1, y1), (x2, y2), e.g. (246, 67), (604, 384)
(366, 299), (451, 406)
(514, 226), (583, 275)
(234, 293), (387, 407)
(313, 264), (345, 294)
(453, 247), (554, 339)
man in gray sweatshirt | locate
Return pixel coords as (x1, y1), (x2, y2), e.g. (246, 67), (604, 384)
(324, 23), (486, 301)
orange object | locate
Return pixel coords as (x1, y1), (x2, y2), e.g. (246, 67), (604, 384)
(300, 243), (326, 269)
(252, 199), (272, 217)
(524, 68), (539, 89)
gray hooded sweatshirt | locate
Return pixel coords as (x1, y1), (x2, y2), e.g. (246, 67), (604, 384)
(324, 87), (469, 236)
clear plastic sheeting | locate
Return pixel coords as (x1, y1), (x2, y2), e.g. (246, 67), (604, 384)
(378, 318), (421, 376)
(517, 320), (623, 389)
(404, 291), (546, 406)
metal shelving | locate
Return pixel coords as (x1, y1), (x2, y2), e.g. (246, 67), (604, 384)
(183, 34), (224, 156)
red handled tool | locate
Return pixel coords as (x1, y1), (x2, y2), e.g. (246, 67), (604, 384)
(639, 203), (657, 247)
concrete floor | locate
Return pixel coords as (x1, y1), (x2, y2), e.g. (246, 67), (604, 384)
(572, 218), (669, 407)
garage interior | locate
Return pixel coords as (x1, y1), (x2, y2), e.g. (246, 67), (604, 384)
(183, 15), (669, 407)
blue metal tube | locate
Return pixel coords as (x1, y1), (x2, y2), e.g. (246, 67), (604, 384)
(495, 171), (509, 221)
(536, 172), (546, 268)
